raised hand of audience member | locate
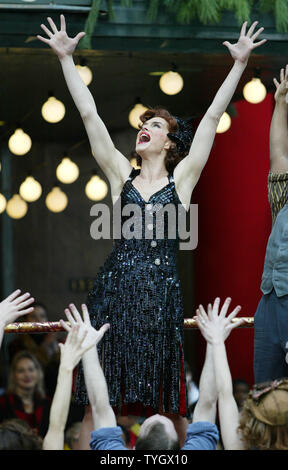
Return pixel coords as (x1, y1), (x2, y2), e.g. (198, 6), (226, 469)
(0, 290), (34, 348)
(42, 320), (96, 450)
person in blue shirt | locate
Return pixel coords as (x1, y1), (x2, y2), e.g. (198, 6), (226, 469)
(61, 303), (221, 450)
(254, 65), (288, 383)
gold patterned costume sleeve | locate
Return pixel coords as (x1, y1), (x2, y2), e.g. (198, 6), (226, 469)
(268, 172), (288, 224)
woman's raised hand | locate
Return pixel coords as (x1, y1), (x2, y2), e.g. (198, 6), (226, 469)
(194, 297), (244, 344)
(223, 21), (266, 65)
(37, 14), (85, 59)
(273, 65), (288, 102)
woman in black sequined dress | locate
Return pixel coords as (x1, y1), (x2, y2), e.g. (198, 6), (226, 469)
(37, 15), (267, 444)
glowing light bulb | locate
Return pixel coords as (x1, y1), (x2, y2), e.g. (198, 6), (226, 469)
(8, 128), (32, 155)
(19, 176), (42, 202)
(159, 71), (184, 95)
(243, 78), (267, 104)
(216, 112), (231, 134)
(41, 96), (66, 123)
(6, 194), (28, 219)
(56, 157), (79, 184)
(46, 186), (68, 212)
(128, 103), (148, 130)
(0, 193), (7, 214)
(76, 64), (93, 86)
(85, 175), (108, 201)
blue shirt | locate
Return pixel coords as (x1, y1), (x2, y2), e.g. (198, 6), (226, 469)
(90, 422), (219, 451)
(261, 172), (288, 297)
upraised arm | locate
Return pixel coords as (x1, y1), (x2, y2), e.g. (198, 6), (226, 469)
(269, 65), (288, 173)
(192, 304), (217, 424)
(37, 15), (132, 188)
(62, 304), (115, 431)
(196, 298), (246, 450)
(42, 322), (95, 450)
(174, 22), (267, 206)
(0, 290), (34, 348)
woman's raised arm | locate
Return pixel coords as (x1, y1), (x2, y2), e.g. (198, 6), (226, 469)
(37, 15), (132, 187)
(174, 21), (267, 207)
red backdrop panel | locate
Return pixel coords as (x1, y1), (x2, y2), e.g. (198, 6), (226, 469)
(193, 93), (274, 385)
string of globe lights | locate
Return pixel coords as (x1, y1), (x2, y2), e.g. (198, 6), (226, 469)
(128, 65), (268, 134)
(0, 62), (268, 218)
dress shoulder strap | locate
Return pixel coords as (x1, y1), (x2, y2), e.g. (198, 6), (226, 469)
(128, 168), (140, 181)
(168, 172), (174, 183)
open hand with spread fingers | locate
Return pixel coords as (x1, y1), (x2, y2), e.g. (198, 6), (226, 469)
(58, 323), (94, 370)
(0, 289), (34, 326)
(60, 303), (110, 351)
(194, 297), (245, 344)
(223, 21), (266, 65)
(37, 14), (85, 59)
(273, 65), (288, 102)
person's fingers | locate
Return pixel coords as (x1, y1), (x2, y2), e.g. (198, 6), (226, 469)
(285, 64), (288, 81)
(251, 26), (264, 42)
(17, 297), (35, 310)
(97, 323), (110, 341)
(81, 304), (91, 325)
(273, 78), (280, 88)
(17, 307), (34, 316)
(225, 317), (245, 334)
(208, 303), (212, 316)
(37, 35), (50, 45)
(60, 14), (66, 31)
(240, 21), (247, 36)
(227, 305), (242, 322)
(219, 297), (232, 319)
(68, 304), (83, 323)
(67, 323), (79, 345)
(5, 289), (21, 302)
(78, 328), (88, 345)
(251, 39), (267, 49)
(246, 21), (258, 38)
(211, 297), (220, 318)
(222, 41), (232, 49)
(74, 32), (86, 43)
(280, 68), (285, 82)
(13, 292), (32, 306)
(64, 308), (76, 325)
(40, 23), (53, 38)
(60, 318), (71, 332)
(47, 17), (58, 34)
(198, 305), (209, 323)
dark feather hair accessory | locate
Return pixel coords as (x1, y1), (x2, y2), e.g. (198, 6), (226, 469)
(167, 117), (194, 154)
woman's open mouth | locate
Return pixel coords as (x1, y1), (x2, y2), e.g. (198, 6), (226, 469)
(138, 131), (151, 144)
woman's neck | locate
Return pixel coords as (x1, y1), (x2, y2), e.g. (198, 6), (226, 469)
(15, 387), (34, 401)
(138, 160), (168, 183)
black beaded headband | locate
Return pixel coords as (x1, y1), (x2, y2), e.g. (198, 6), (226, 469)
(167, 117), (194, 154)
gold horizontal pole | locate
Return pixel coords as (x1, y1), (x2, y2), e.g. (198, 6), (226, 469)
(3, 317), (254, 334)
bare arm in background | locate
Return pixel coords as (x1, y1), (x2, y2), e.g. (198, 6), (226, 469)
(196, 298), (246, 450)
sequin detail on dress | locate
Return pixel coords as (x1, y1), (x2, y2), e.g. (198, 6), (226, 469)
(74, 168), (189, 416)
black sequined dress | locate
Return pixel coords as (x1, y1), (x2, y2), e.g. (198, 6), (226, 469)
(75, 168), (189, 416)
